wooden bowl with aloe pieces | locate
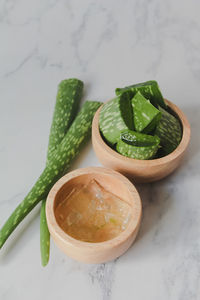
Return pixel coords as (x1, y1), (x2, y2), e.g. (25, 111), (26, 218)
(92, 81), (191, 183)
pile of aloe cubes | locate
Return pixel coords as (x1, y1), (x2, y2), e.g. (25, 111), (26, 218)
(99, 81), (182, 160)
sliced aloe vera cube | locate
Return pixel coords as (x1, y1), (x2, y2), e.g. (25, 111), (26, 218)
(131, 91), (161, 133)
(99, 92), (133, 146)
(155, 106), (182, 155)
(115, 80), (167, 109)
(116, 130), (160, 160)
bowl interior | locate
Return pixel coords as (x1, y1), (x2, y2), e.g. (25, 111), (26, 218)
(53, 173), (135, 211)
(52, 171), (139, 243)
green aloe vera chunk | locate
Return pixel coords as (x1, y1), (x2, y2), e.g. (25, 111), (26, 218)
(0, 101), (101, 249)
(131, 91), (161, 133)
(40, 78), (83, 267)
(155, 106), (182, 155)
(99, 92), (134, 146)
(115, 80), (167, 109)
(116, 130), (160, 160)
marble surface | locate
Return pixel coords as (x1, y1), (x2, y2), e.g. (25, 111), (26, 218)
(0, 0), (199, 299)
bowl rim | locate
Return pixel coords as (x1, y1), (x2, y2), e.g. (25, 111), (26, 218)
(46, 167), (142, 250)
(92, 99), (191, 166)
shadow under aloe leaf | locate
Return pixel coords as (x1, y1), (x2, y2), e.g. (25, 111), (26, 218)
(0, 204), (41, 262)
(178, 105), (198, 159)
(167, 104), (199, 178)
(134, 179), (174, 244)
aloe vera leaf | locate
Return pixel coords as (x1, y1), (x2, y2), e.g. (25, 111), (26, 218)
(0, 101), (101, 249)
(99, 93), (134, 146)
(46, 79), (83, 163)
(155, 106), (182, 155)
(131, 91), (161, 133)
(116, 130), (160, 160)
(40, 200), (50, 266)
(115, 80), (167, 109)
(40, 78), (83, 266)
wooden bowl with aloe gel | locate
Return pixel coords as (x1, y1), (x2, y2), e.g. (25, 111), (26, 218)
(46, 167), (142, 264)
(92, 99), (191, 183)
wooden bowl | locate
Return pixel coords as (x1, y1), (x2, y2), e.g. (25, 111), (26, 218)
(46, 167), (142, 264)
(92, 100), (191, 183)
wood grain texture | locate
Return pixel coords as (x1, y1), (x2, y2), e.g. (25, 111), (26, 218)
(92, 100), (191, 183)
(46, 167), (142, 264)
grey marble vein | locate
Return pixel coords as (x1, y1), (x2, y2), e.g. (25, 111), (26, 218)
(4, 48), (37, 77)
(89, 261), (116, 300)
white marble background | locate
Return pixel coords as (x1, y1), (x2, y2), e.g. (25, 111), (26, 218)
(0, 0), (200, 299)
